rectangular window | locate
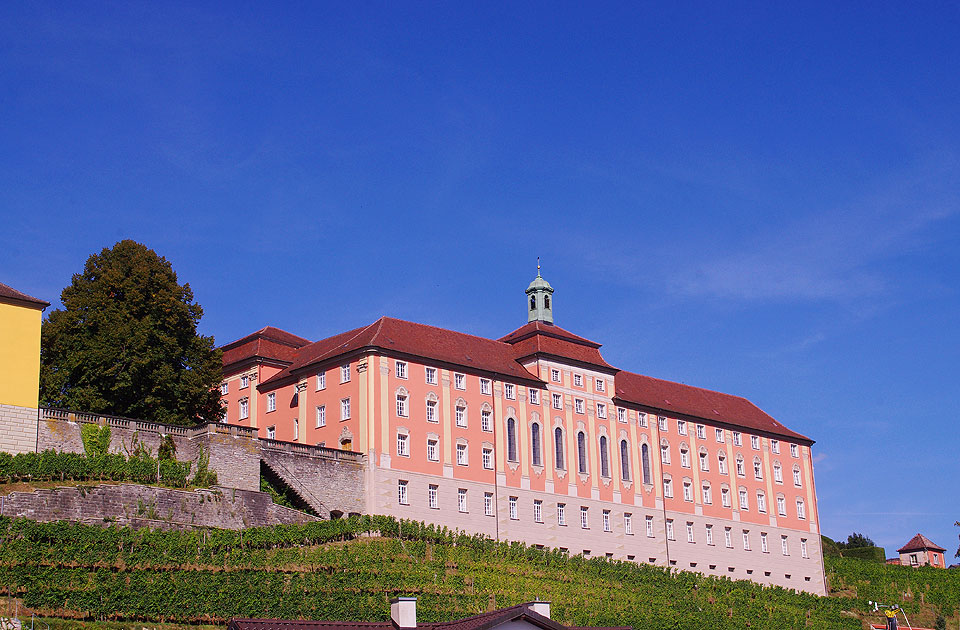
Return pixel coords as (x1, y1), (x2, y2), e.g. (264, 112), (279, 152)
(573, 373), (582, 386)
(396, 394), (408, 417)
(426, 399), (437, 423)
(267, 393), (276, 412)
(682, 481), (693, 502)
(800, 538), (808, 558)
(645, 515), (655, 537)
(680, 449), (690, 468)
(777, 496), (786, 516)
(428, 484), (438, 509)
(454, 373), (466, 390)
(458, 488), (468, 513)
(340, 363), (350, 383)
(686, 522), (695, 543)
(757, 492), (766, 513)
(240, 375), (249, 389)
(724, 527), (732, 548)
(665, 519), (675, 540)
(575, 398), (585, 414)
(742, 530), (751, 551)
(732, 431), (742, 446)
(596, 403), (607, 419)
(661, 444), (671, 465)
(794, 468), (802, 487)
(509, 496), (518, 520)
(528, 389), (539, 405)
(455, 405), (467, 428)
(721, 487), (731, 508)
(580, 506), (589, 529)
(427, 439), (439, 462)
(761, 532), (769, 553)
(293, 420), (299, 441)
(557, 503), (566, 526)
(663, 478), (673, 498)
(624, 513), (633, 535)
(266, 426), (276, 440)
(716, 428), (724, 443)
(699, 451), (709, 471)
(617, 407), (626, 423)
(790, 443), (799, 457)
(396, 361), (407, 379)
(796, 499), (806, 519)
(484, 492), (494, 516)
(504, 383), (515, 399)
(398, 480), (408, 505)
(456, 443), (467, 466)
(705, 524), (714, 545)
(781, 536), (789, 556)
(602, 509), (611, 532)
(220, 382), (228, 395)
(482, 447), (493, 469)
(316, 372), (326, 390)
(739, 489), (749, 510)
(397, 433), (409, 457)
(771, 439), (780, 454)
(551, 368), (561, 382)
(677, 420), (687, 435)
(239, 398), (249, 420)
(696, 424), (705, 439)
(316, 405), (326, 428)
(552, 393), (563, 409)
(702, 484), (712, 504)
(480, 378), (491, 394)
(637, 413), (647, 428)
(534, 499), (543, 523)
(481, 409), (492, 432)
(751, 435), (760, 450)
(595, 378), (605, 392)
(340, 397), (351, 420)
(425, 367), (438, 385)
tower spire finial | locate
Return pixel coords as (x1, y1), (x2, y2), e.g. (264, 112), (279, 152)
(525, 264), (554, 324)
(537, 256), (540, 276)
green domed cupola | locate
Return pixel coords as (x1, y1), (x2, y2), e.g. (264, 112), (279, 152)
(526, 262), (554, 324)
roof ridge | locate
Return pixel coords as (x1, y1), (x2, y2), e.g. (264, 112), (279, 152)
(381, 316), (516, 348)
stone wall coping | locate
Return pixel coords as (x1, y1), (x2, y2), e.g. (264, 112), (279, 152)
(260, 438), (364, 463)
(40, 407), (259, 439)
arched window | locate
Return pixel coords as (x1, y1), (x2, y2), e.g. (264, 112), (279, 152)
(753, 456), (763, 480)
(641, 443), (651, 484)
(507, 418), (517, 462)
(530, 295), (536, 310)
(599, 435), (610, 478)
(577, 431), (587, 474)
(531, 423), (542, 466)
(554, 427), (564, 469)
(544, 295), (550, 309)
(620, 439), (630, 481)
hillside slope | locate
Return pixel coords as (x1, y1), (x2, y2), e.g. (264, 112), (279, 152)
(0, 515), (953, 630)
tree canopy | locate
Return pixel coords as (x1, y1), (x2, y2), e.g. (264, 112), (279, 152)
(837, 532), (876, 549)
(40, 240), (223, 426)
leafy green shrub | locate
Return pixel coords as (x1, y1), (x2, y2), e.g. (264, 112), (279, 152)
(841, 546), (885, 562)
(159, 460), (191, 488)
(80, 424), (111, 458)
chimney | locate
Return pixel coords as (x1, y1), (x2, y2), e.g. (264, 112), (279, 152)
(528, 600), (551, 619)
(391, 597), (417, 629)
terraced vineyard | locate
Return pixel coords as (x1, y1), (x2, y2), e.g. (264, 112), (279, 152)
(0, 515), (955, 629)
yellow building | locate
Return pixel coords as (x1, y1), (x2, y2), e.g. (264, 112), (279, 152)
(0, 281), (49, 454)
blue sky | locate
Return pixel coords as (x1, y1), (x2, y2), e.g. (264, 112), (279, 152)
(3, 2), (959, 557)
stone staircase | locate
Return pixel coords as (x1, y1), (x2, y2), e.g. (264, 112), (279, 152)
(260, 456), (331, 517)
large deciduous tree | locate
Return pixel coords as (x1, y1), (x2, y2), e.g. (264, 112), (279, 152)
(40, 240), (223, 426)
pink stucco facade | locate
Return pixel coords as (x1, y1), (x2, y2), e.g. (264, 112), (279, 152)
(218, 282), (826, 595)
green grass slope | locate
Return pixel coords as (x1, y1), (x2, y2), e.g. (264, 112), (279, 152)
(0, 515), (955, 630)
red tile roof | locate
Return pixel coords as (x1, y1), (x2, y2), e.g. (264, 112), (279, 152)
(500, 322), (617, 372)
(262, 317), (543, 386)
(898, 533), (945, 553)
(228, 603), (628, 630)
(0, 281), (49, 308)
(221, 326), (311, 368)
(615, 370), (811, 442)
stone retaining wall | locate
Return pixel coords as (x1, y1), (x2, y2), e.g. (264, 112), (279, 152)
(0, 404), (38, 455)
(0, 483), (317, 530)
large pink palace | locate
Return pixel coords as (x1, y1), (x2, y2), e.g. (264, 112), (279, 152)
(218, 273), (825, 594)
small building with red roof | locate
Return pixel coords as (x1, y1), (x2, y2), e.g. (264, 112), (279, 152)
(898, 533), (946, 568)
(218, 271), (825, 595)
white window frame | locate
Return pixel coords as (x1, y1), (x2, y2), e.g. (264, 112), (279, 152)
(220, 382), (228, 395)
(267, 393), (276, 413)
(484, 492), (494, 516)
(534, 499), (543, 523)
(428, 484), (438, 509)
(702, 483), (712, 505)
(596, 403), (607, 419)
(781, 536), (789, 556)
(595, 378), (605, 392)
(575, 398), (585, 414)
(696, 424), (705, 439)
(454, 373), (466, 390)
(715, 428), (724, 443)
(718, 453), (727, 475)
(580, 506), (589, 529)
(480, 378), (491, 394)
(757, 491), (766, 513)
(774, 463), (783, 484)
(665, 519), (675, 540)
(504, 383), (515, 400)
(316, 372), (325, 390)
(617, 407), (626, 423)
(724, 527), (732, 548)
(427, 439), (439, 462)
(801, 538), (808, 558)
(658, 416), (667, 431)
(777, 495), (786, 516)
(663, 477), (673, 498)
(340, 363), (351, 383)
(677, 420), (687, 435)
(398, 480), (408, 505)
(761, 532), (769, 553)
(686, 522), (695, 543)
(239, 398), (249, 420)
(793, 467), (802, 487)
(340, 397), (351, 420)
(638, 412), (647, 427)
(790, 443), (799, 457)
(645, 515), (654, 537)
(732, 431), (742, 446)
(482, 447), (493, 469)
(602, 509), (611, 532)
(742, 531), (751, 551)
(266, 425), (276, 440)
(396, 393), (408, 418)
(751, 435), (760, 450)
(680, 448), (690, 468)
(699, 451), (709, 471)
(316, 405), (326, 428)
(528, 389), (539, 405)
(624, 513), (633, 535)
(481, 409), (492, 432)
(397, 433), (409, 457)
(455, 404), (467, 428)
(458, 488), (468, 513)
(425, 367), (438, 385)
(796, 498), (806, 520)
(557, 503), (566, 526)
(551, 368), (561, 382)
(240, 375), (249, 389)
(771, 439), (780, 454)
(552, 393), (563, 409)
(682, 480), (693, 502)
(509, 496), (518, 520)
(456, 443), (468, 466)
(396, 361), (407, 379)
(721, 487), (731, 508)
(739, 489), (749, 510)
